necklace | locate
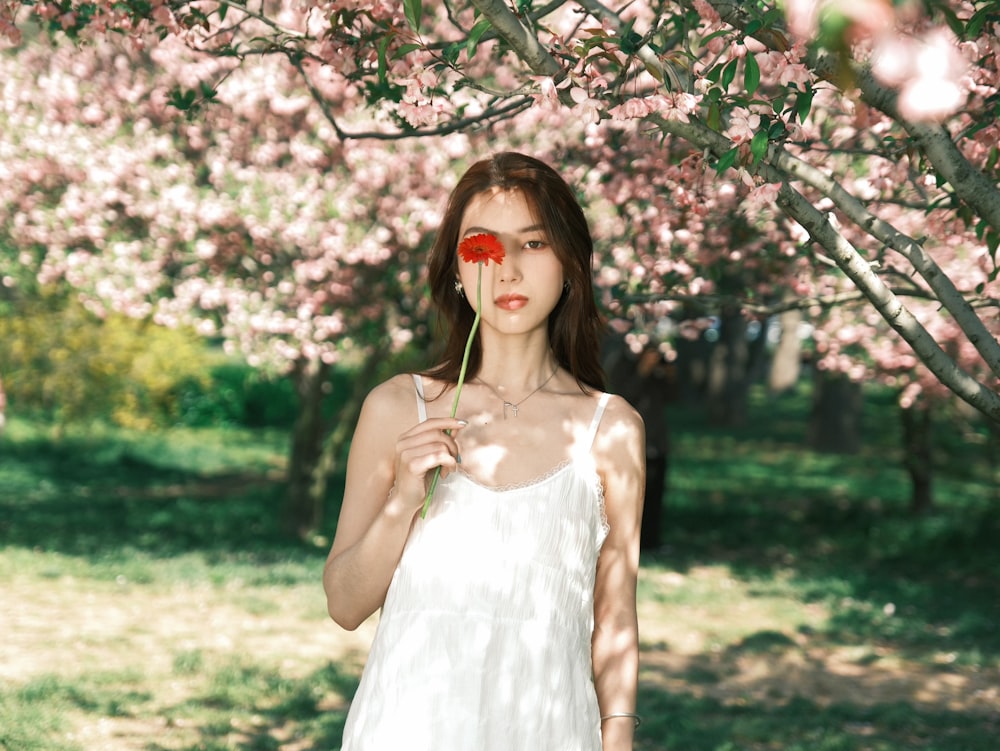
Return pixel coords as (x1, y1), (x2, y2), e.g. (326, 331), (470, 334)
(475, 366), (558, 419)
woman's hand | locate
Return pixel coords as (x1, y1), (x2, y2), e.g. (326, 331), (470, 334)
(391, 417), (467, 512)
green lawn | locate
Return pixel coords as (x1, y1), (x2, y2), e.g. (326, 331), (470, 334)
(1, 385), (997, 750)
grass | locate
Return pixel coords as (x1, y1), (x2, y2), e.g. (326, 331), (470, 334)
(1, 384), (998, 750)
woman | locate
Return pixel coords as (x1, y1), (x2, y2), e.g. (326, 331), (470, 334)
(323, 152), (645, 751)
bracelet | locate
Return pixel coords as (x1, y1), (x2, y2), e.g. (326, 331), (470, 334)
(600, 711), (641, 728)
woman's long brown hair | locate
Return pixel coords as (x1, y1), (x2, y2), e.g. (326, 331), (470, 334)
(424, 152), (605, 391)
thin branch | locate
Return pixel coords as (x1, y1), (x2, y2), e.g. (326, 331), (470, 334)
(289, 55), (533, 140)
(623, 286), (999, 316)
(649, 114), (1000, 421)
(767, 140), (1000, 379)
(468, 0), (563, 78)
(706, 0), (1000, 237)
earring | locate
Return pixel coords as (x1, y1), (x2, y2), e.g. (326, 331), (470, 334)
(563, 280), (571, 292)
(454, 279), (465, 297)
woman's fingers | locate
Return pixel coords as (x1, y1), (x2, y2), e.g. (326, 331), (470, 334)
(393, 418), (467, 503)
(397, 418), (465, 460)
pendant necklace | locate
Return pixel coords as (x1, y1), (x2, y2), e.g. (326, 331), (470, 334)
(475, 366), (558, 419)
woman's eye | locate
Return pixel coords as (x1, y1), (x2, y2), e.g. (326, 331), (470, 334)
(524, 239), (548, 250)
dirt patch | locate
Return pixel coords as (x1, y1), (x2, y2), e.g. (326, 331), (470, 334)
(4, 566), (999, 749)
(2, 575), (375, 684)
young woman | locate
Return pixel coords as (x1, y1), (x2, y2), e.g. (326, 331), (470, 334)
(323, 152), (645, 751)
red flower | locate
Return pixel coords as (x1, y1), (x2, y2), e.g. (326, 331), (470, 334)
(458, 233), (505, 266)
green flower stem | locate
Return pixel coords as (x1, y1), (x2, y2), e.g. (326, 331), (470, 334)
(420, 261), (482, 518)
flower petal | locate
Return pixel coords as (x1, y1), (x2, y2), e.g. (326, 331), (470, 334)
(458, 233), (505, 266)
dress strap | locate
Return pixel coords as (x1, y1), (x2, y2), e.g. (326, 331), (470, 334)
(584, 392), (612, 450)
(411, 374), (428, 423)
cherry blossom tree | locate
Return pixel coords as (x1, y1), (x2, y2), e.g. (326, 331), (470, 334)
(1, 30), (475, 535)
(2, 0), (999, 526)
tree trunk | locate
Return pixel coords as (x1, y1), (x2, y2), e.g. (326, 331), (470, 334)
(808, 370), (862, 453)
(768, 309), (803, 394)
(706, 306), (749, 426)
(284, 357), (333, 540)
(307, 344), (387, 529)
(901, 402), (934, 514)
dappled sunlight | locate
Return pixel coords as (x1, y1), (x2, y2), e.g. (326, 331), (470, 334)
(640, 638), (1000, 715)
(636, 563), (1000, 718)
(342, 433), (607, 746)
(450, 398), (604, 488)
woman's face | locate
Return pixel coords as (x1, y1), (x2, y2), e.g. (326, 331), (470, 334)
(456, 188), (565, 337)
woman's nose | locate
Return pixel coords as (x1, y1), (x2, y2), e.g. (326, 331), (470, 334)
(498, 247), (521, 282)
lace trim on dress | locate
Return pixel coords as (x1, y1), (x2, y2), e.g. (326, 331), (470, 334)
(452, 460), (573, 493)
(594, 470), (610, 544)
(450, 460), (610, 543)
(416, 373), (610, 541)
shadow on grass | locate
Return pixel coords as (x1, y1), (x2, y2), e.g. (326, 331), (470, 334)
(635, 682), (1000, 751)
(0, 429), (324, 565)
(646, 468), (1000, 663)
(640, 383), (1000, 665)
(3, 660), (359, 751)
(147, 661), (359, 751)
(3, 387), (999, 750)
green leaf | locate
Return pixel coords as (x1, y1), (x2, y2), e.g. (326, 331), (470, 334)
(393, 42), (422, 60)
(744, 52), (760, 96)
(707, 100), (721, 130)
(937, 5), (964, 37)
(715, 147), (739, 175)
(377, 34), (391, 84)
(721, 58), (738, 90)
(750, 129), (769, 164)
(466, 18), (491, 58)
(987, 229), (1000, 257)
(218, 2), (228, 22)
(795, 87), (814, 123)
(644, 60), (664, 84)
(442, 42), (463, 65)
(403, 0), (422, 32)
(700, 28), (731, 48)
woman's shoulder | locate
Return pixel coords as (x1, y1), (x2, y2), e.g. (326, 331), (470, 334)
(593, 391), (645, 456)
(598, 391), (643, 426)
(359, 373), (420, 423)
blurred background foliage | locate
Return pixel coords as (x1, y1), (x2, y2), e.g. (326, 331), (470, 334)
(0, 289), (301, 431)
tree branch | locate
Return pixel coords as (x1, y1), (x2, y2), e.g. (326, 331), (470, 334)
(650, 114), (1000, 421)
(473, 0), (999, 420)
(706, 0), (1000, 236)
(824, 61), (1000, 236)
(767, 142), (1000, 379)
(468, 0), (563, 77)
(288, 55), (533, 141)
(773, 180), (1000, 421)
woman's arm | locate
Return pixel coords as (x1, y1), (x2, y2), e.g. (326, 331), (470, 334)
(592, 395), (645, 751)
(323, 374), (465, 630)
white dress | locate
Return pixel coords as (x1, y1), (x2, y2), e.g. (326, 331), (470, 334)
(339, 375), (612, 751)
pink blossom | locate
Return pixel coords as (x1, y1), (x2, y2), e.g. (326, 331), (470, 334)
(872, 28), (969, 122)
(726, 107), (760, 144)
(397, 100), (441, 127)
(570, 87), (603, 124)
(743, 182), (781, 212)
(784, 0), (894, 41)
(609, 97), (651, 121)
(691, 0), (720, 25)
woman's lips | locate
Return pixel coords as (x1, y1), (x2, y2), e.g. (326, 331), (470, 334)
(495, 293), (528, 311)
